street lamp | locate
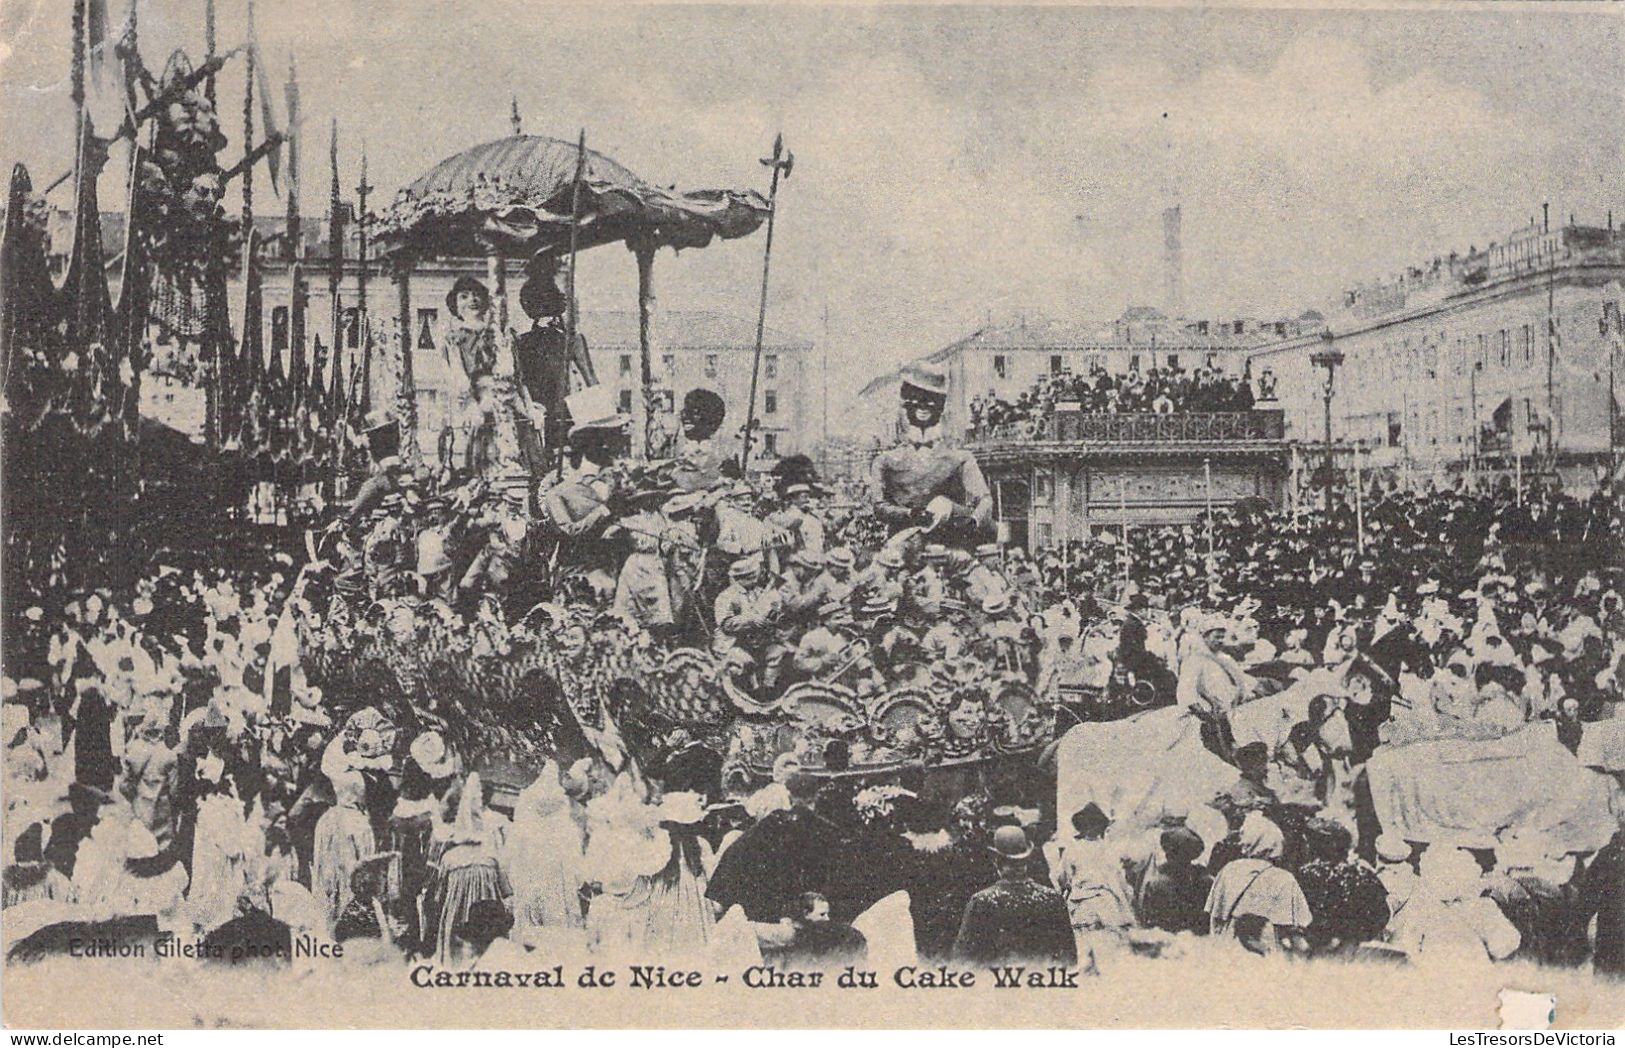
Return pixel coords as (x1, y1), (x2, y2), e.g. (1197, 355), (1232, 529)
(1469, 360), (1483, 489)
(1309, 330), (1345, 515)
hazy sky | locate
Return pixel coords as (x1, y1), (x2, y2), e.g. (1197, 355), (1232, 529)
(3, 1), (1622, 401)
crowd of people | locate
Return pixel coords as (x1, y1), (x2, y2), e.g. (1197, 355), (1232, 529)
(3, 455), (1622, 978)
(970, 362), (1257, 439)
(2, 338), (1623, 981)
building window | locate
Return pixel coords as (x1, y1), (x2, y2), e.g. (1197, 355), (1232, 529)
(1498, 329), (1509, 368)
(1476, 333), (1486, 370)
(1521, 324), (1533, 366)
(618, 389), (633, 413)
(271, 307), (290, 353)
(762, 432), (777, 454)
(662, 354), (675, 373)
(1129, 354), (1141, 371)
(619, 353), (633, 376)
(704, 354), (718, 378)
(765, 354), (778, 379)
(342, 307), (360, 349)
(1166, 353), (1179, 370)
(416, 308), (438, 351)
(1050, 354), (1063, 374)
(655, 390), (674, 414)
(764, 391), (778, 415)
(993, 354), (1008, 380)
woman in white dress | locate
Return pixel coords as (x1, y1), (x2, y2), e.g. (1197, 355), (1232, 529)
(506, 762), (585, 942)
(184, 742), (252, 932)
(643, 791), (716, 954)
(312, 728), (389, 932)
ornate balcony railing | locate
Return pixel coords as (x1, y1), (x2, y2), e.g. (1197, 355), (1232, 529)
(970, 410), (1285, 446)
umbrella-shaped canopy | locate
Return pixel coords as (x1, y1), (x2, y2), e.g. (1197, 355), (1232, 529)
(376, 134), (771, 262)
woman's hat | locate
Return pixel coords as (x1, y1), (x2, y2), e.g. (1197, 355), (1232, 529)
(988, 824), (1033, 861)
(409, 731), (456, 778)
(657, 791), (706, 826)
(566, 386), (630, 438)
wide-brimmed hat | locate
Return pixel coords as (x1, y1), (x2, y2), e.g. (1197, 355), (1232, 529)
(788, 549), (823, 571)
(921, 544), (948, 563)
(566, 386), (630, 438)
(728, 555), (762, 581)
(988, 824), (1033, 861)
(409, 731), (456, 778)
(858, 594), (897, 618)
(900, 361), (949, 398)
(657, 791), (706, 826)
(981, 591), (1011, 616)
(975, 543), (1000, 558)
(825, 548), (856, 571)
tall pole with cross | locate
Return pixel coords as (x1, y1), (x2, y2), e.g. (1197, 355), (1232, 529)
(739, 133), (793, 472)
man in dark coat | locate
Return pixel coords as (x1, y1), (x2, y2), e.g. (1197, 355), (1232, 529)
(706, 772), (846, 921)
(951, 825), (1078, 967)
(1580, 827), (1625, 977)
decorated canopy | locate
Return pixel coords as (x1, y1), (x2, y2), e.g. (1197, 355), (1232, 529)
(375, 134), (771, 261)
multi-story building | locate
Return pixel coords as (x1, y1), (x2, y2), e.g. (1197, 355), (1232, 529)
(1247, 216), (1624, 486)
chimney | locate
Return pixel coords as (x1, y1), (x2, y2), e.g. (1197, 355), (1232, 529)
(1161, 205), (1185, 317)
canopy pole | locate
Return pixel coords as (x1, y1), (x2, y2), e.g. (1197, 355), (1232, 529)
(740, 133), (793, 472)
(563, 129), (587, 386)
(635, 240), (657, 460)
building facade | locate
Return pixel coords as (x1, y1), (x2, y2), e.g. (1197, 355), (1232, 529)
(1247, 218), (1624, 486)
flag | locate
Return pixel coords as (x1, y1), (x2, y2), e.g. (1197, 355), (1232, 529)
(251, 44), (282, 194)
